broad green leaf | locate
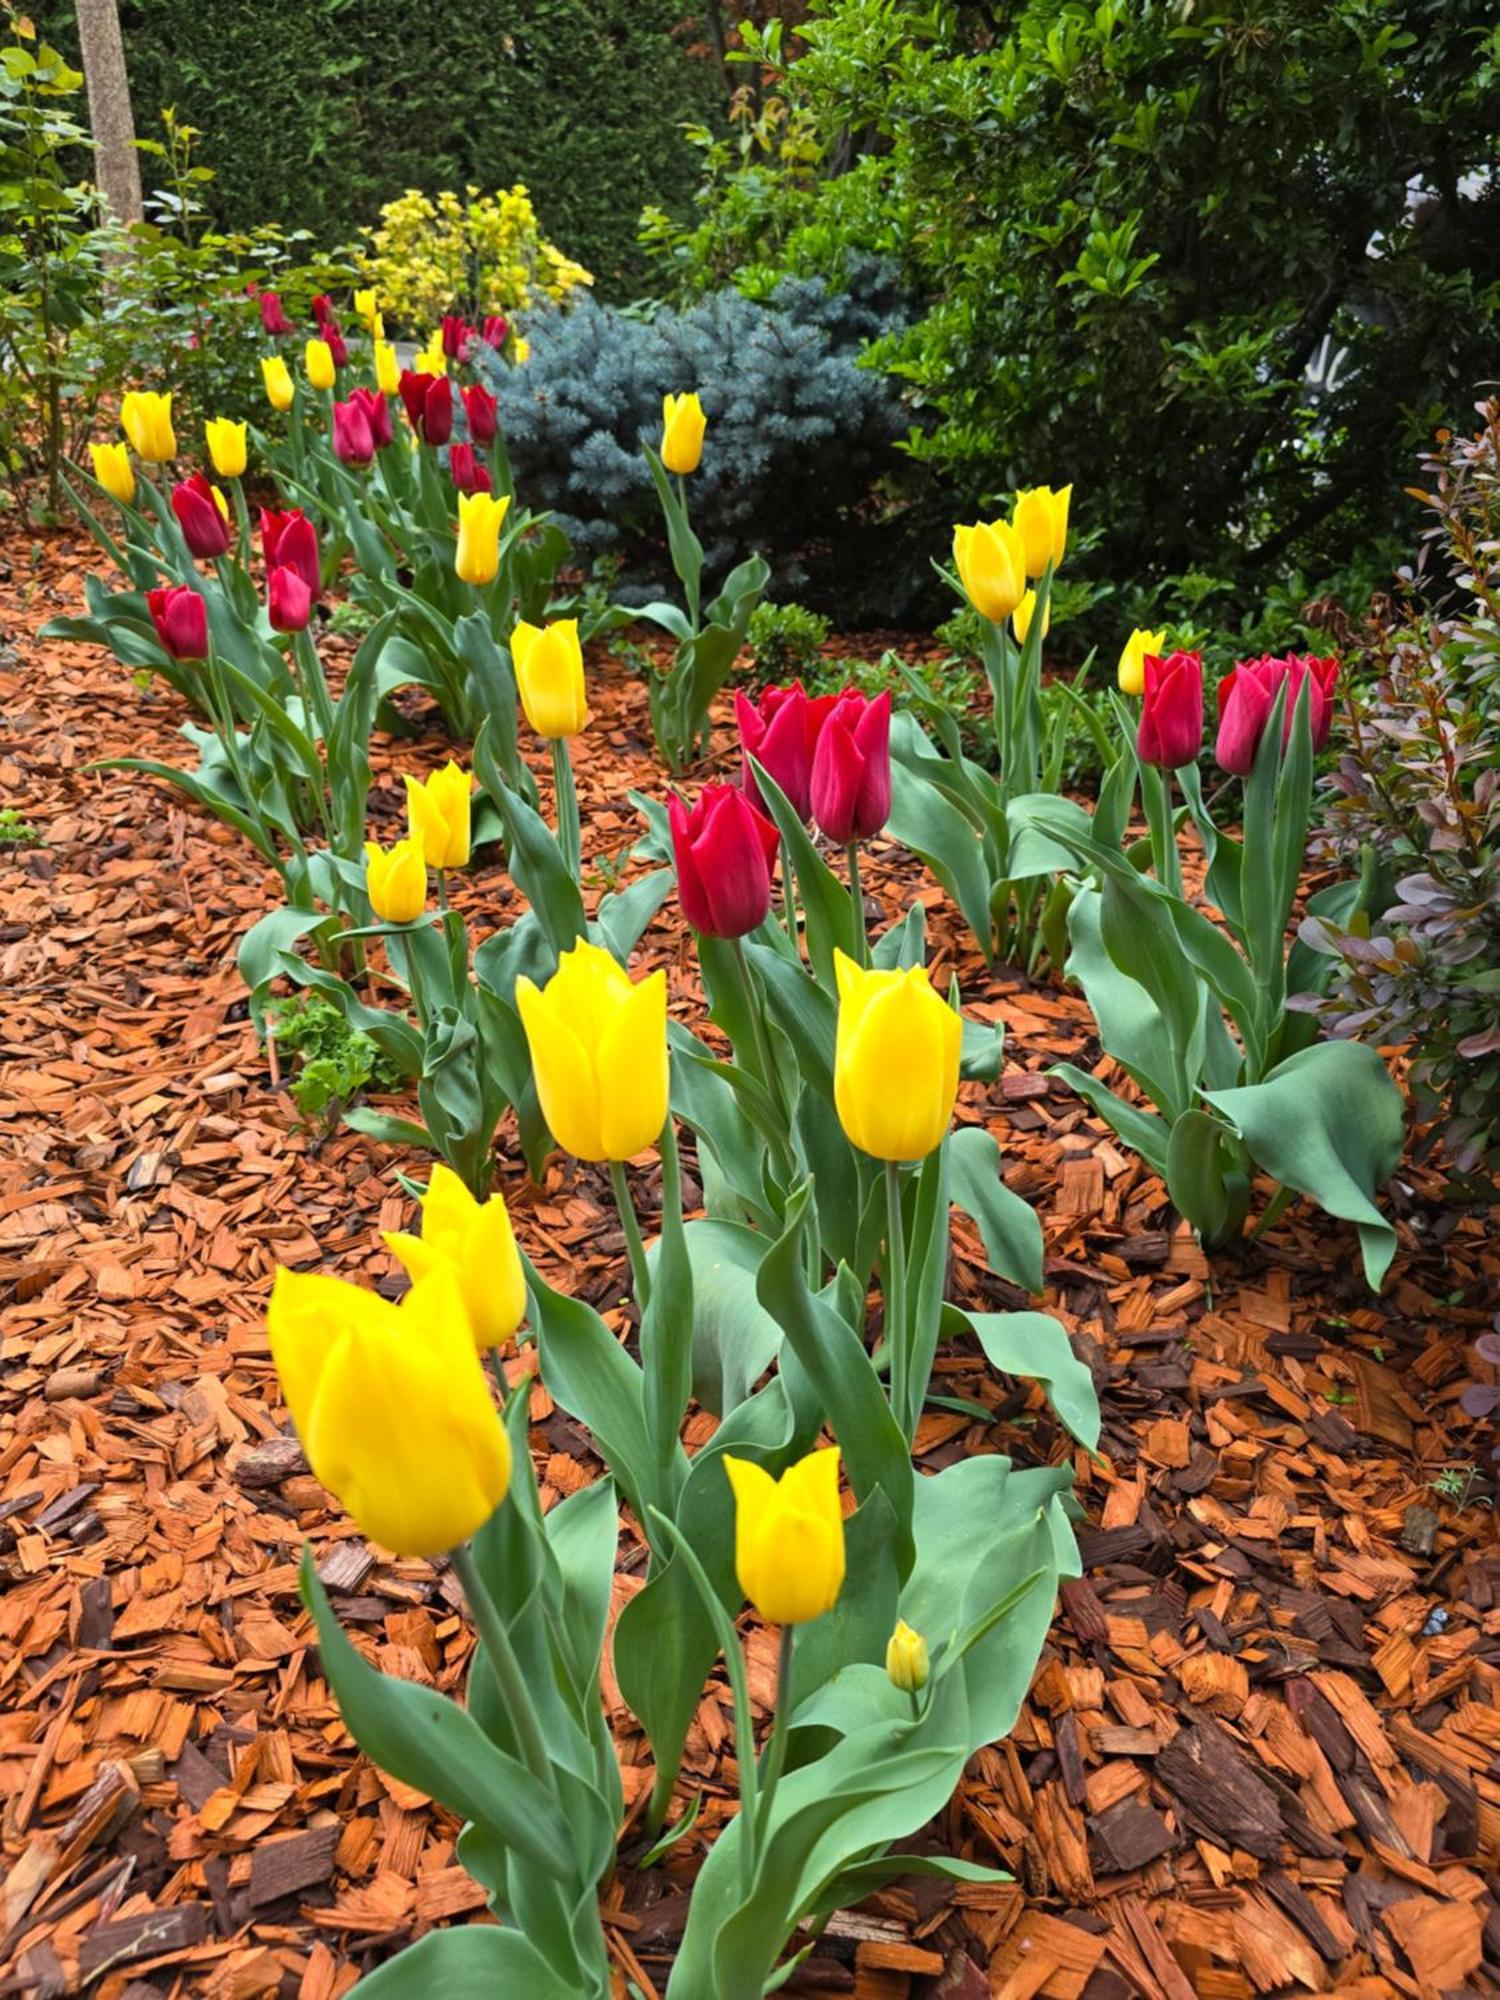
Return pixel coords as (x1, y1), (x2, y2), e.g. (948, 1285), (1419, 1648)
(947, 1125), (1043, 1293)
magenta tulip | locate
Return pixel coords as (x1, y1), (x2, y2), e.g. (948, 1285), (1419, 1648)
(1136, 651), (1204, 770)
(350, 385), (393, 450)
(669, 784), (780, 939)
(268, 565), (313, 633)
(147, 584), (208, 660)
(258, 290), (294, 336)
(463, 382), (498, 445)
(1215, 654), (1340, 774)
(736, 681), (838, 821)
(481, 314), (509, 350)
(810, 689), (892, 844)
(171, 472), (230, 559)
(260, 508), (321, 601)
(331, 394), (375, 466)
(449, 443), (492, 494)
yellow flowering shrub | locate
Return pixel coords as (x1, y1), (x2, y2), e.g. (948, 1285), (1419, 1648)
(359, 184), (592, 332)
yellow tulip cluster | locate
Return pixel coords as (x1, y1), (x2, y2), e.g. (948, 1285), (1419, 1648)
(953, 483), (1071, 625)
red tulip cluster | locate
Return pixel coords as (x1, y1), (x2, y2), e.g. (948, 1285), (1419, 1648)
(332, 387), (392, 466)
(736, 681), (892, 844)
(1215, 655), (1339, 774)
(449, 443), (492, 495)
(261, 507), (321, 634)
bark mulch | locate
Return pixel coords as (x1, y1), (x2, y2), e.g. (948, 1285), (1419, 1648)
(3, 525), (1498, 2000)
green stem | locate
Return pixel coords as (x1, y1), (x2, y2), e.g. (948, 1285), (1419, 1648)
(609, 1158), (652, 1311)
(294, 626), (338, 751)
(754, 1625), (796, 1852)
(779, 837), (800, 955)
(883, 1159), (911, 1441)
(230, 478), (252, 569)
(846, 842), (869, 965)
(436, 868), (449, 914)
(552, 737), (581, 882)
(448, 1544), (557, 1800)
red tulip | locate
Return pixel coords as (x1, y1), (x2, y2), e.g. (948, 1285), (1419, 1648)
(398, 370), (453, 445)
(147, 584), (208, 660)
(310, 293), (336, 328)
(171, 472), (230, 559)
(324, 326), (349, 371)
(481, 314), (509, 350)
(331, 394), (375, 466)
(442, 314), (473, 361)
(810, 688), (892, 844)
(1136, 650), (1204, 770)
(669, 784), (780, 938)
(449, 442), (492, 494)
(1215, 654), (1340, 775)
(736, 681), (838, 821)
(462, 382), (498, 445)
(260, 508), (321, 601)
(259, 290), (294, 336)
(268, 565), (313, 633)
(350, 385), (393, 450)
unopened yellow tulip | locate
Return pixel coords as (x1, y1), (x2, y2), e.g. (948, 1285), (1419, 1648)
(305, 338), (336, 391)
(724, 1449), (845, 1626)
(404, 762), (471, 870)
(1011, 588), (1050, 646)
(1012, 484), (1071, 578)
(454, 489), (510, 587)
(1118, 626), (1167, 696)
(515, 939), (668, 1162)
(262, 355), (294, 413)
(374, 339), (400, 397)
(384, 1163), (526, 1350)
(885, 1619), (930, 1693)
(204, 417), (247, 479)
(416, 333), (447, 376)
(512, 618), (587, 739)
(953, 518), (1026, 625)
(833, 948), (961, 1162)
(364, 835), (427, 923)
(120, 390), (176, 463)
(661, 391), (706, 474)
(268, 1264), (510, 1557)
(90, 440), (135, 505)
(512, 335), (531, 366)
(354, 286), (379, 325)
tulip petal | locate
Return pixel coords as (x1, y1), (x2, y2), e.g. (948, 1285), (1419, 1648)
(598, 969), (669, 1159)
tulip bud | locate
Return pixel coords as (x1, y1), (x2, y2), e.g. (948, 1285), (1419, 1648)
(331, 394), (375, 466)
(441, 313), (472, 361)
(261, 355), (295, 413)
(953, 518), (1026, 624)
(305, 339), (336, 391)
(723, 1449), (845, 1627)
(120, 390), (176, 464)
(204, 418), (247, 480)
(383, 1162), (526, 1351)
(171, 472), (231, 559)
(515, 940), (668, 1163)
(260, 508), (321, 600)
(669, 784), (780, 939)
(415, 331), (448, 377)
(462, 381), (498, 445)
(267, 1264), (511, 1557)
(364, 833), (428, 924)
(833, 948), (961, 1162)
(374, 339), (401, 398)
(146, 584), (208, 661)
(1137, 650), (1204, 770)
(885, 1620), (930, 1693)
(404, 761), (472, 870)
(660, 390), (707, 475)
(448, 442), (492, 494)
(259, 290), (294, 336)
(454, 488), (510, 587)
(353, 286), (379, 327)
(1118, 627), (1166, 696)
(89, 440), (135, 506)
(481, 313), (509, 350)
(351, 385), (393, 450)
(736, 682), (837, 822)
(326, 327), (350, 370)
(1214, 654), (1339, 775)
(512, 336), (531, 366)
(810, 688), (892, 846)
(399, 371), (453, 445)
(268, 565), (313, 633)
(1012, 484), (1071, 577)
(310, 293), (336, 328)
(511, 617), (586, 738)
(1012, 588), (1049, 646)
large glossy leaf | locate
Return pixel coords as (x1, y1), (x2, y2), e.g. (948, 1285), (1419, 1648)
(1164, 1106), (1250, 1247)
(947, 1126), (1043, 1293)
(952, 1306), (1100, 1450)
(353, 1922), (591, 2000)
(886, 761), (996, 961)
(649, 1217), (785, 1417)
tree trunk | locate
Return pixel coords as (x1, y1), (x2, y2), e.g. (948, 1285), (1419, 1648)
(74, 0), (142, 227)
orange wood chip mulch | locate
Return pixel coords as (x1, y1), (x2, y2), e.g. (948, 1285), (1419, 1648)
(3, 526), (1498, 2000)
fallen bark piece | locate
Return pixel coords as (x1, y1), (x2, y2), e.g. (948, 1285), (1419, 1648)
(1155, 1720), (1285, 1860)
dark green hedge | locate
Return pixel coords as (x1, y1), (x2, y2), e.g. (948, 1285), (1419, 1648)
(45, 1), (722, 295)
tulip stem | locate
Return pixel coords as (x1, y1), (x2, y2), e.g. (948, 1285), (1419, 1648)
(609, 1160), (653, 1312)
(753, 1624), (796, 1854)
(552, 739), (582, 883)
(883, 1160), (911, 1441)
(846, 843), (869, 966)
(449, 1542), (557, 1800)
(779, 838), (800, 957)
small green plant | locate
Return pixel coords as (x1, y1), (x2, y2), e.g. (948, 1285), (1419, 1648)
(0, 808), (41, 846)
(267, 992), (402, 1132)
(1430, 1464), (1482, 1510)
(747, 598), (830, 682)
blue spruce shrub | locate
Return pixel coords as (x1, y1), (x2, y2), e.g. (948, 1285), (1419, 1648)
(478, 260), (911, 616)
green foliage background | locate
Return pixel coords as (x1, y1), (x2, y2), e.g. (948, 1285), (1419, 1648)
(35, 0), (723, 295)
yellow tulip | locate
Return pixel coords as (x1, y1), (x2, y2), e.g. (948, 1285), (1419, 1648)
(267, 1264), (510, 1557)
(512, 335), (531, 366)
(89, 440), (135, 505)
(885, 1619), (930, 1693)
(661, 391), (707, 475)
(364, 835), (427, 923)
(1011, 588), (1050, 646)
(416, 332), (448, 376)
(404, 762), (471, 870)
(374, 339), (400, 397)
(512, 618), (587, 740)
(120, 390), (176, 463)
(1118, 626), (1167, 697)
(305, 338), (336, 391)
(261, 355), (294, 413)
(454, 489), (510, 587)
(515, 939), (668, 1162)
(354, 286), (379, 326)
(952, 518), (1026, 625)
(204, 417), (247, 479)
(832, 948), (961, 1162)
(1012, 484), (1071, 578)
(384, 1162), (526, 1351)
(723, 1448), (845, 1626)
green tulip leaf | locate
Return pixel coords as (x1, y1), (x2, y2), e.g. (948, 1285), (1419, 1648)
(947, 1125), (1043, 1293)
(951, 1306), (1101, 1450)
(351, 1921), (587, 1999)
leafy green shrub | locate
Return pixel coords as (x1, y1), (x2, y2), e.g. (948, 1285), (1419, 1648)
(268, 992), (404, 1132)
(0, 807), (41, 846)
(747, 599), (830, 681)
(357, 183), (591, 335)
(478, 261), (910, 616)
